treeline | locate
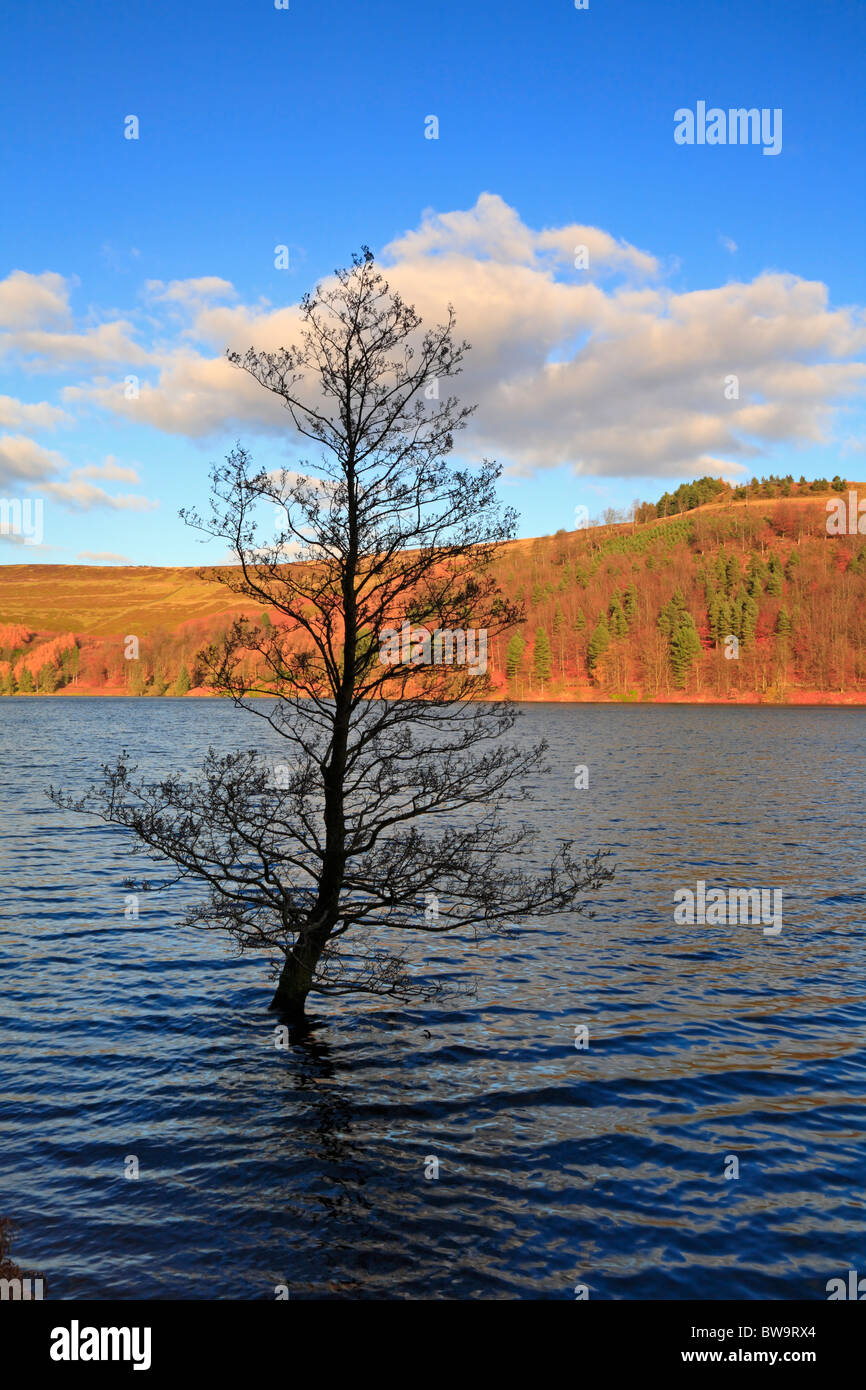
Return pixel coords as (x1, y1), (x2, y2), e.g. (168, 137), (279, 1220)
(646, 472), (847, 523)
(0, 622), (213, 696)
(0, 628), (80, 694)
(0, 609), (282, 697)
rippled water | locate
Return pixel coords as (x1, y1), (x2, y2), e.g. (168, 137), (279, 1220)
(1, 698), (865, 1299)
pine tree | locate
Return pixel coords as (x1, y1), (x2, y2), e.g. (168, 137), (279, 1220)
(658, 589), (687, 637)
(669, 614), (701, 688)
(172, 665), (192, 696)
(775, 608), (793, 637)
(623, 583), (637, 622)
(746, 559), (764, 597)
(740, 595), (759, 645)
(708, 592), (726, 645)
(573, 608), (586, 631)
(587, 619), (610, 675)
(533, 627), (552, 685)
(608, 596), (628, 637)
(552, 606), (566, 674)
(725, 554), (740, 595)
(505, 633), (525, 681)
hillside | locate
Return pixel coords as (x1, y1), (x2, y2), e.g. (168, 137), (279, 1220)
(2, 479), (866, 702)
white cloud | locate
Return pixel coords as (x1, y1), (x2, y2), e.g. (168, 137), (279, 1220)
(0, 434), (156, 512)
(43, 479), (156, 511)
(5, 197), (866, 481)
(0, 434), (67, 485)
(384, 193), (659, 276)
(146, 276), (237, 305)
(76, 551), (136, 563)
(73, 456), (142, 484)
(0, 395), (69, 429)
(4, 320), (149, 368)
(0, 270), (71, 330)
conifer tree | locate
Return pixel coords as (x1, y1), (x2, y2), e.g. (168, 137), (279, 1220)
(505, 632), (525, 681)
(587, 619), (610, 676)
(608, 595), (628, 637)
(533, 627), (552, 685)
(669, 613), (702, 688)
(725, 554), (740, 594)
(739, 595), (759, 645)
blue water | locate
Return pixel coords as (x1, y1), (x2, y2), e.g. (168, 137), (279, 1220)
(1, 698), (865, 1299)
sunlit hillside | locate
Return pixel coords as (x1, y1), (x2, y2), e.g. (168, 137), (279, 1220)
(2, 477), (866, 702)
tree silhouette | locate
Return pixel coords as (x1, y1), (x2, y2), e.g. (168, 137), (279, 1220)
(52, 250), (612, 1024)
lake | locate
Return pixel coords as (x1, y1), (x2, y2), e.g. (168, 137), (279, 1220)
(1, 698), (864, 1299)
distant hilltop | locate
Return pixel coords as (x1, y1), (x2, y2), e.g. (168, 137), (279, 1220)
(2, 476), (866, 704)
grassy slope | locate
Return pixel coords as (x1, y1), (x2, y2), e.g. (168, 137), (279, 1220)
(0, 564), (252, 636)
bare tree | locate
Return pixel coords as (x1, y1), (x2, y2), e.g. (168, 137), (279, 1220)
(53, 250), (612, 1024)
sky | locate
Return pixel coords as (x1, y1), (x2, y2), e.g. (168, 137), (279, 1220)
(1, 0), (865, 565)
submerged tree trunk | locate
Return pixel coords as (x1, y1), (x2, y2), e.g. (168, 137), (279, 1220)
(269, 927), (329, 1020)
(269, 955), (312, 1020)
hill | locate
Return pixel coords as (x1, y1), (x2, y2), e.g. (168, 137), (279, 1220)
(2, 479), (866, 702)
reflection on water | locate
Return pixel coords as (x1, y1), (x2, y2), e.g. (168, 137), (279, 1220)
(1, 698), (865, 1298)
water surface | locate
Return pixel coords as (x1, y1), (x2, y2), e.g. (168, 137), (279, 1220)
(1, 699), (864, 1299)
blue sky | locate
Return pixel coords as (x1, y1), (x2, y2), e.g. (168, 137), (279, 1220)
(1, 0), (864, 564)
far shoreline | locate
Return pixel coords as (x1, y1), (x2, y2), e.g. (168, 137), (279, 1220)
(5, 690), (866, 707)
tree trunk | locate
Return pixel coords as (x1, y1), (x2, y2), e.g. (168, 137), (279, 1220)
(269, 955), (312, 1020)
(268, 927), (329, 1020)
